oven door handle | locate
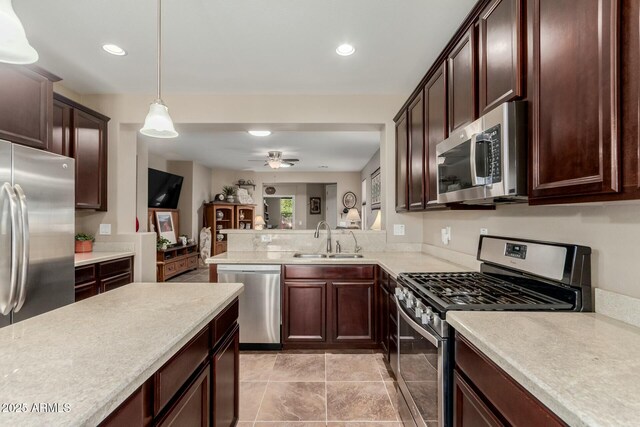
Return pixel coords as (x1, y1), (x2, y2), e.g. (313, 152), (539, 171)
(396, 296), (442, 348)
(470, 132), (491, 187)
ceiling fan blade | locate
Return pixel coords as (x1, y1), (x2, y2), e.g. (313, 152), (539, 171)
(282, 159), (299, 162)
(248, 160), (266, 162)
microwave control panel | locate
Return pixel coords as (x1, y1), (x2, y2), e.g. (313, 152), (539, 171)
(484, 124), (501, 183)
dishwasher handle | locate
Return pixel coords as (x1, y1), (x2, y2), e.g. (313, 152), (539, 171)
(216, 264), (281, 274)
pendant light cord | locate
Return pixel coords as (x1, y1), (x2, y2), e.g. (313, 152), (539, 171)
(157, 0), (162, 101)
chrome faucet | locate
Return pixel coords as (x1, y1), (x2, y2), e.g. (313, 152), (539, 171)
(349, 231), (362, 253)
(314, 221), (332, 253)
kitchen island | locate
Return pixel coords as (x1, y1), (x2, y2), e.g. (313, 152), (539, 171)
(0, 282), (243, 426)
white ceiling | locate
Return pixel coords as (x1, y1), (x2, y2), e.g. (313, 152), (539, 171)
(16, 0), (476, 95)
(143, 126), (381, 172)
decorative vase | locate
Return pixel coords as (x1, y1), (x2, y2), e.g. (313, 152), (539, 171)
(226, 196), (234, 203)
(216, 211), (224, 220)
(75, 240), (93, 253)
(239, 212), (245, 220)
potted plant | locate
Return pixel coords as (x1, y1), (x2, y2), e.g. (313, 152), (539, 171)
(222, 186), (236, 203)
(75, 233), (94, 253)
(157, 236), (171, 250)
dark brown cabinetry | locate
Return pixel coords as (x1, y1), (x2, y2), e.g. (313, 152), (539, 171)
(0, 64), (54, 150)
(395, 112), (409, 212)
(283, 265), (377, 349)
(53, 94), (109, 211)
(478, 0), (522, 115)
(408, 92), (425, 210)
(454, 335), (566, 426)
(74, 256), (133, 302)
(448, 28), (477, 133)
(528, 0), (619, 201)
(424, 63), (449, 205)
(101, 299), (240, 427)
(378, 270), (398, 365)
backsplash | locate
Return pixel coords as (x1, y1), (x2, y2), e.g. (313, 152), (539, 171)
(223, 230), (390, 252)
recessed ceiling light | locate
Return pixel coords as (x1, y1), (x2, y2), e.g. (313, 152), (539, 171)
(248, 130), (272, 137)
(102, 44), (127, 56)
(336, 44), (356, 56)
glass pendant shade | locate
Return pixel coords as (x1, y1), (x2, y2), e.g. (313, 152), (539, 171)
(268, 160), (281, 169)
(140, 100), (178, 138)
(0, 0), (38, 64)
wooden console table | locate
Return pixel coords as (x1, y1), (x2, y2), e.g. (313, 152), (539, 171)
(156, 244), (199, 282)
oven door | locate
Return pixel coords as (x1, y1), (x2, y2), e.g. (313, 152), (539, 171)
(396, 298), (451, 427)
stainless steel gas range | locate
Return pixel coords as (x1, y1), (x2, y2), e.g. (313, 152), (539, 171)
(392, 235), (592, 427)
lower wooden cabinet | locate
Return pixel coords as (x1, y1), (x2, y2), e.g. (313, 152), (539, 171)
(75, 256), (134, 302)
(454, 335), (566, 426)
(157, 367), (210, 427)
(282, 265), (377, 349)
(212, 324), (239, 427)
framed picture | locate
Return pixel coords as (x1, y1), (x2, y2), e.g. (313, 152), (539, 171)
(156, 211), (177, 244)
(309, 197), (322, 215)
(371, 167), (381, 210)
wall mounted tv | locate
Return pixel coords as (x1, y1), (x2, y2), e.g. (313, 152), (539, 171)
(148, 168), (184, 209)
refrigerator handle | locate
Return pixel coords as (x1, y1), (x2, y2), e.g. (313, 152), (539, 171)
(0, 183), (20, 315)
(13, 185), (29, 313)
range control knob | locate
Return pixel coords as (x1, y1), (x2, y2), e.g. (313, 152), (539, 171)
(395, 288), (404, 300)
(406, 297), (414, 308)
(421, 313), (430, 325)
(415, 306), (424, 317)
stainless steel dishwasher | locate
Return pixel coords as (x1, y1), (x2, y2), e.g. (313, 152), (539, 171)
(217, 264), (281, 350)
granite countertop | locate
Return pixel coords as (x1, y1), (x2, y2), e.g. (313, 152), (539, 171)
(0, 282), (243, 426)
(447, 311), (640, 427)
(74, 251), (136, 267)
(206, 251), (472, 278)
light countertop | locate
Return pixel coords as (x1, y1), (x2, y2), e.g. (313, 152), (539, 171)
(206, 251), (471, 278)
(448, 311), (640, 427)
(74, 251), (135, 267)
(0, 282), (243, 426)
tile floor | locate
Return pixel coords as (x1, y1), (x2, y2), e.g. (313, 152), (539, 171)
(167, 266), (210, 282)
(238, 351), (403, 427)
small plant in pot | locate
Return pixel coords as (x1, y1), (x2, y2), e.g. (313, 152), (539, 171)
(222, 186), (237, 203)
(157, 236), (171, 250)
(75, 233), (95, 253)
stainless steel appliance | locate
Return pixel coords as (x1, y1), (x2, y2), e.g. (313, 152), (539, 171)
(217, 264), (281, 349)
(393, 235), (592, 427)
(436, 101), (527, 204)
(0, 140), (75, 328)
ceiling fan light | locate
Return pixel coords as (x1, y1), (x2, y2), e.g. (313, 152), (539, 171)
(267, 160), (281, 169)
(0, 0), (39, 64)
(140, 100), (178, 138)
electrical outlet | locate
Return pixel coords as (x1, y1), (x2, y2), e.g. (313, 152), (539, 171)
(261, 234), (272, 243)
(99, 224), (111, 235)
(393, 224), (405, 236)
(480, 228), (489, 235)
(441, 226), (452, 245)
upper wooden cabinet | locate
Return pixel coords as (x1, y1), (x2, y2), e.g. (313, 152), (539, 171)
(53, 94), (110, 211)
(424, 63), (448, 205)
(528, 0), (619, 200)
(408, 92), (425, 210)
(478, 0), (523, 114)
(0, 65), (54, 150)
(448, 27), (477, 133)
(395, 112), (409, 212)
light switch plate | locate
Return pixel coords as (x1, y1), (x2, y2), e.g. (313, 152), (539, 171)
(261, 234), (272, 243)
(99, 224), (111, 235)
(393, 224), (405, 236)
(480, 228), (489, 235)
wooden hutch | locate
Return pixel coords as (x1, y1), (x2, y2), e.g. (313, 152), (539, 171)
(203, 203), (256, 255)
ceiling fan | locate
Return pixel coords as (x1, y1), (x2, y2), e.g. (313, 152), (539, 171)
(249, 151), (300, 169)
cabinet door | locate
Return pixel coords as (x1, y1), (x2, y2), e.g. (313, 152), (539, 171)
(408, 92), (425, 210)
(157, 366), (210, 427)
(330, 281), (375, 343)
(454, 371), (504, 427)
(74, 109), (108, 210)
(448, 28), (477, 133)
(0, 65), (52, 150)
(395, 112), (409, 212)
(380, 285), (390, 356)
(283, 281), (327, 342)
(424, 63), (448, 204)
(212, 325), (239, 427)
(52, 98), (72, 157)
(529, 0), (619, 200)
(479, 0), (523, 114)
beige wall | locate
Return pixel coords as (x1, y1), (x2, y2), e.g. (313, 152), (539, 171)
(193, 162), (213, 238)
(148, 153), (168, 172)
(167, 161), (193, 239)
(421, 203), (640, 299)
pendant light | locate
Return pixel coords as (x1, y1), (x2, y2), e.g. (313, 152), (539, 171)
(0, 0), (38, 64)
(140, 0), (178, 138)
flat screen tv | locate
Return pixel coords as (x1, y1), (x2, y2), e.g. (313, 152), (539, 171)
(148, 168), (184, 209)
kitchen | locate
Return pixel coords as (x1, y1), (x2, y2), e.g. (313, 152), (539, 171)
(1, 0), (640, 426)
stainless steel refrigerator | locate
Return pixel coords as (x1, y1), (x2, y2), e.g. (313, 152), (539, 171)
(0, 139), (75, 328)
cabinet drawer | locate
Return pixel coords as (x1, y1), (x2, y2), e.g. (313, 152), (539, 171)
(157, 364), (210, 427)
(284, 265), (375, 280)
(75, 281), (99, 302)
(100, 272), (132, 293)
(99, 257), (132, 277)
(188, 255), (198, 268)
(154, 326), (210, 415)
(75, 264), (97, 285)
(165, 262), (177, 275)
(176, 258), (187, 271)
(212, 299), (239, 346)
(455, 336), (565, 426)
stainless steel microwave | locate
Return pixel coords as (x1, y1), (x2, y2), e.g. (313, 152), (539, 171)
(436, 101), (527, 204)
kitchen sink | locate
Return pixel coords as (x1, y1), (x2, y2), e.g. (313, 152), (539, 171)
(293, 253), (328, 258)
(328, 253), (364, 259)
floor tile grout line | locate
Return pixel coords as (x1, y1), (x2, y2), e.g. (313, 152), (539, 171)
(325, 352), (328, 425)
(378, 358), (401, 422)
(251, 354), (276, 425)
